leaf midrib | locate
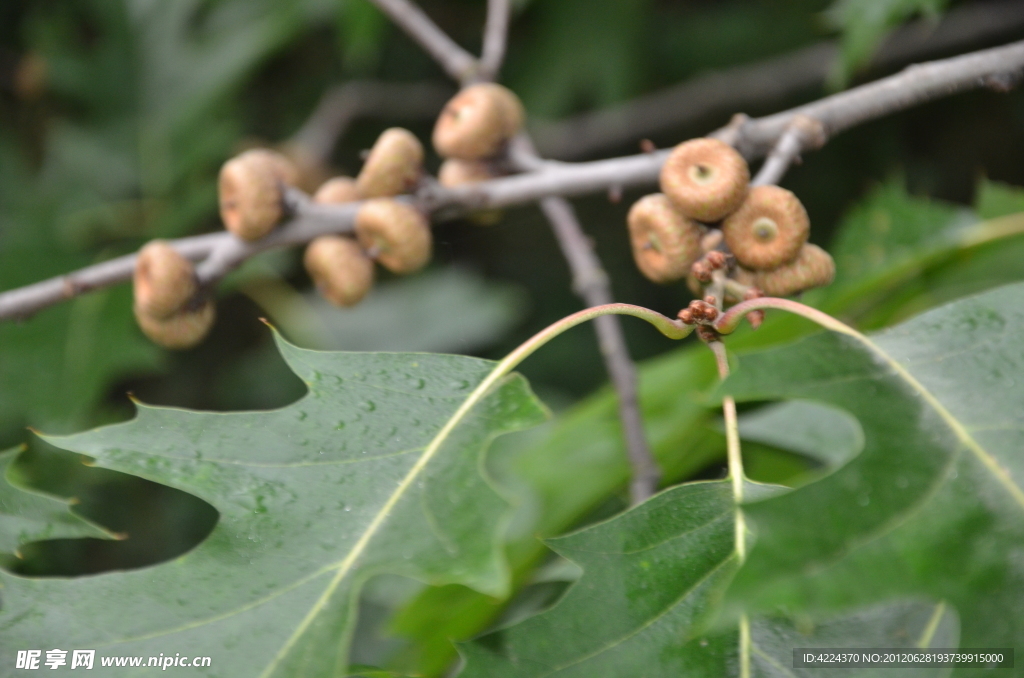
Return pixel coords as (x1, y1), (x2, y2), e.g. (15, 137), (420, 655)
(257, 371), (521, 677)
(833, 325), (1024, 510)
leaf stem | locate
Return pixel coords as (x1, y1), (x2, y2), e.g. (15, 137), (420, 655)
(495, 304), (690, 384)
(714, 296), (857, 337)
(707, 338), (751, 678)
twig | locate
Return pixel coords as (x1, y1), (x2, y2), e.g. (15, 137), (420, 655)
(751, 115), (825, 186)
(287, 80), (454, 163)
(369, 0), (478, 83)
(4, 39), (1024, 320)
(539, 196), (660, 503)
(722, 39), (1024, 159)
(364, 0), (660, 502)
(530, 0), (1024, 159)
(478, 0), (511, 82)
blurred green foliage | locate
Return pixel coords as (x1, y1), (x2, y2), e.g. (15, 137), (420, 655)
(1, 0), (1023, 675)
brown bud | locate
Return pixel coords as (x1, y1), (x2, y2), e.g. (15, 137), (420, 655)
(627, 193), (703, 283)
(677, 308), (695, 324)
(304, 236), (375, 307)
(690, 300), (718, 322)
(134, 241), (197, 319)
(135, 300), (215, 350)
(438, 159), (494, 187)
(696, 325), (719, 343)
(219, 149), (296, 241)
(314, 177), (361, 204)
(356, 128), (424, 198)
(432, 83), (524, 160)
(660, 138), (749, 222)
(691, 260), (713, 283)
(355, 199), (432, 274)
(747, 310), (765, 330)
(754, 243), (835, 296)
(705, 251), (727, 269)
(722, 185), (809, 271)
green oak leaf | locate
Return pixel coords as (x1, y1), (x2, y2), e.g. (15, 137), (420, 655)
(0, 334), (548, 676)
(459, 480), (951, 677)
(0, 447), (110, 556)
(460, 481), (744, 677)
(746, 599), (958, 678)
(721, 281), (1024, 669)
(388, 181), (1024, 674)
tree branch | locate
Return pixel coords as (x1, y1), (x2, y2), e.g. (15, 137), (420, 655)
(723, 39), (1024, 159)
(3, 39), (1024, 320)
(531, 0), (1024, 159)
(751, 115), (825, 187)
(370, 0), (478, 83)
(539, 196), (661, 502)
(478, 0), (511, 82)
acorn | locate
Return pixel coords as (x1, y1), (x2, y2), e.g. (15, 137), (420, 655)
(356, 128), (424, 198)
(355, 199), (432, 274)
(660, 138), (749, 222)
(134, 300), (215, 350)
(627, 194), (703, 284)
(315, 176), (361, 204)
(722, 185), (809, 271)
(133, 240), (198, 319)
(438, 159), (494, 187)
(304, 236), (375, 307)
(219, 149), (297, 241)
(432, 83), (524, 160)
(754, 244), (835, 296)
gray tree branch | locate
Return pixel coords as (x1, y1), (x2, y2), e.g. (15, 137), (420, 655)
(2, 39), (1023, 320)
(479, 0), (511, 82)
(539, 196), (661, 502)
(369, 0), (478, 83)
(531, 0), (1024, 159)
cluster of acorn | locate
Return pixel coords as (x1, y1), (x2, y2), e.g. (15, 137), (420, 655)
(627, 137), (834, 327)
(132, 82), (525, 349)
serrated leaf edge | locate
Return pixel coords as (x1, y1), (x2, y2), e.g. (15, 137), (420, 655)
(256, 363), (531, 678)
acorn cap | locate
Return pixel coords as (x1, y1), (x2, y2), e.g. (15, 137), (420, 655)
(660, 138), (749, 222)
(133, 240), (198, 319)
(627, 193), (703, 284)
(754, 243), (835, 296)
(722, 184), (809, 270)
(355, 199), (432, 274)
(432, 83), (524, 160)
(314, 176), (362, 204)
(356, 128), (424, 198)
(134, 300), (215, 350)
(219, 149), (297, 241)
(303, 236), (375, 307)
(438, 159), (494, 187)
